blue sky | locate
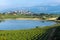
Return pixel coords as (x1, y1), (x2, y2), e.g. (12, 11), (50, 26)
(0, 0), (60, 8)
(0, 0), (60, 12)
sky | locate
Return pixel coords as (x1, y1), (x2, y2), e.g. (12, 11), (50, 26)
(0, 0), (60, 12)
(0, 0), (60, 7)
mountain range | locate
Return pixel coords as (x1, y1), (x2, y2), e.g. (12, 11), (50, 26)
(28, 5), (60, 14)
(0, 5), (60, 14)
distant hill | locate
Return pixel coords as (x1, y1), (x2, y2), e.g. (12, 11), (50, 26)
(0, 5), (60, 14)
(28, 6), (60, 14)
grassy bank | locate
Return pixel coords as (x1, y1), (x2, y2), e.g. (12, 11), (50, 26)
(0, 24), (59, 40)
(0, 28), (46, 40)
(0, 14), (58, 20)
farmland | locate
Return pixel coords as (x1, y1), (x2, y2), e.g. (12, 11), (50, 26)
(0, 28), (46, 40)
(0, 24), (59, 40)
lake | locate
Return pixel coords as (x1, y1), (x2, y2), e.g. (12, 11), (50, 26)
(0, 20), (56, 30)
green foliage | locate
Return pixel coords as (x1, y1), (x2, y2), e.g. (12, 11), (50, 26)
(0, 25), (57, 40)
(0, 13), (59, 20)
(0, 28), (48, 40)
(0, 23), (59, 40)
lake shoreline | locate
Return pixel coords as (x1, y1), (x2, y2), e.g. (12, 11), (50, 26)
(16, 18), (41, 20)
(4, 18), (41, 20)
(1, 17), (57, 21)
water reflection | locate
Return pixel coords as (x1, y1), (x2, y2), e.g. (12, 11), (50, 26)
(0, 20), (56, 30)
(41, 20), (45, 23)
(0, 19), (5, 23)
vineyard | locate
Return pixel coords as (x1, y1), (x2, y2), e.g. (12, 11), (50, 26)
(0, 24), (59, 40)
(0, 27), (50, 40)
(52, 26), (60, 40)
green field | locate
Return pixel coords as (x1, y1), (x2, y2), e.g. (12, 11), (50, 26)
(0, 13), (60, 40)
(0, 28), (46, 40)
(0, 13), (59, 19)
(0, 14), (40, 19)
(0, 24), (59, 40)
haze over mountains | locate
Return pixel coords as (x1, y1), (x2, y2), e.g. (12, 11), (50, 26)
(0, 5), (60, 14)
(0, 0), (60, 14)
(29, 5), (60, 13)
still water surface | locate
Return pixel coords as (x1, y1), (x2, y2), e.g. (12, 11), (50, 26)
(0, 20), (56, 30)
